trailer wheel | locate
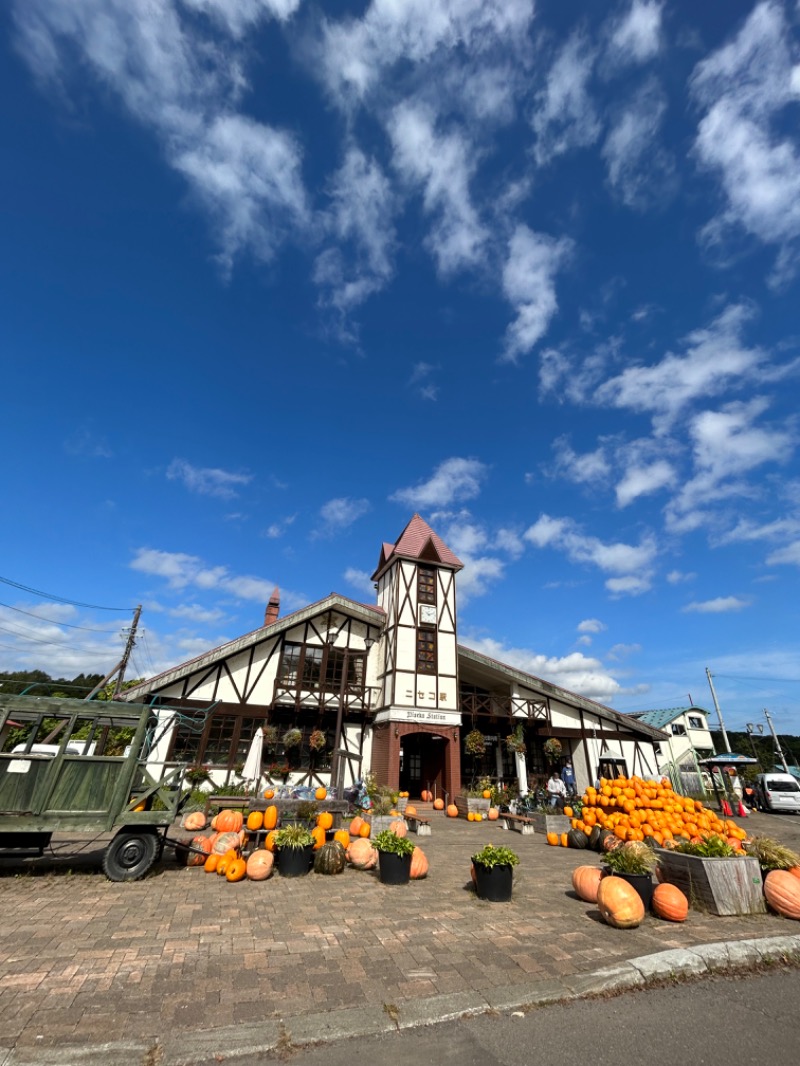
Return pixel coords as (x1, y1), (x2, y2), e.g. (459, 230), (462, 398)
(102, 831), (159, 882)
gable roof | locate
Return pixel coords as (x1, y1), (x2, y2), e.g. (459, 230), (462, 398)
(458, 644), (667, 741)
(120, 592), (384, 701)
(626, 706), (710, 730)
(371, 513), (463, 580)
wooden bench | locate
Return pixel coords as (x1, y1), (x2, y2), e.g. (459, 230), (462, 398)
(501, 813), (535, 836)
(405, 815), (431, 836)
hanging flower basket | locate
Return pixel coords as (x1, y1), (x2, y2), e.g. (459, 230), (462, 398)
(505, 726), (527, 755)
(282, 728), (303, 750)
(543, 737), (563, 760)
(262, 725), (278, 748)
(465, 729), (486, 756)
(308, 729), (326, 752)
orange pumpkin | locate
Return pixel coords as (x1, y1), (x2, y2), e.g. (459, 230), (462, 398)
(203, 853), (219, 873)
(596, 876), (645, 929)
(388, 819), (407, 838)
(263, 788), (275, 799)
(482, 790), (492, 799)
(764, 870), (800, 920)
(420, 790), (432, 802)
(787, 866), (800, 881)
(358, 821), (372, 838)
(333, 829), (350, 849)
(311, 826), (326, 850)
(572, 865), (603, 904)
(263, 805), (279, 831)
(546, 832), (559, 846)
(182, 811), (207, 831)
(264, 830), (278, 852)
(211, 831), (242, 856)
(487, 807), (500, 821)
(563, 806), (573, 818)
(315, 786), (328, 801)
(216, 809), (244, 834)
(433, 798), (445, 810)
(560, 832), (569, 847)
(346, 837), (378, 869)
(410, 846), (429, 879)
(652, 883), (689, 922)
(246, 849), (275, 881)
(446, 804), (458, 818)
(349, 815), (366, 836)
(178, 834), (213, 867)
(404, 804), (418, 818)
(225, 857), (248, 882)
(317, 811), (334, 831)
(246, 811), (264, 832)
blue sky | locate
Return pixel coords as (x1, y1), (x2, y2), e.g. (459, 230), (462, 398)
(1, 0), (799, 736)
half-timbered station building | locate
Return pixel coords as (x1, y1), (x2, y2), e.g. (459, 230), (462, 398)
(121, 515), (664, 799)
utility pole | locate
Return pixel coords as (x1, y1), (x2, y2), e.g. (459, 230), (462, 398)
(763, 708), (791, 774)
(745, 723), (764, 769)
(114, 605), (142, 696)
(705, 667), (731, 753)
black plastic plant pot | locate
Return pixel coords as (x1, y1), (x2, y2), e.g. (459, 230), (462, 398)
(276, 844), (314, 877)
(378, 850), (412, 885)
(474, 862), (514, 902)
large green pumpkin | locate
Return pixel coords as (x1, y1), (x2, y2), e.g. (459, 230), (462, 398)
(313, 840), (347, 875)
(588, 826), (603, 851)
(567, 829), (589, 849)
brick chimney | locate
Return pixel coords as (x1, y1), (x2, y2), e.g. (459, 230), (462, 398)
(264, 587), (280, 626)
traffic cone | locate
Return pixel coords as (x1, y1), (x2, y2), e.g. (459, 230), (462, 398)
(721, 799), (733, 816)
(737, 801), (748, 817)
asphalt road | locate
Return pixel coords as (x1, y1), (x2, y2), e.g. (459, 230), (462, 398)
(242, 965), (800, 1066)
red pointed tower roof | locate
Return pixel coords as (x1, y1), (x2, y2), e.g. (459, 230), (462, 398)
(371, 514), (464, 581)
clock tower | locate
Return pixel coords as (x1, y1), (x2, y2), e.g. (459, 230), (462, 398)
(370, 514), (463, 724)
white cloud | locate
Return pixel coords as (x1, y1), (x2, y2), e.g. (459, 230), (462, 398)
(666, 570), (696, 584)
(766, 541), (800, 566)
(316, 497), (371, 536)
(524, 514), (657, 582)
(683, 596), (749, 613)
(602, 78), (675, 210)
(597, 303), (766, 432)
(14, 0), (309, 274)
(314, 146), (396, 317)
(343, 567), (375, 598)
(531, 30), (600, 166)
(461, 635), (623, 700)
(605, 1), (664, 68)
(390, 458), (488, 509)
(130, 547), (281, 604)
(605, 574), (652, 596)
(166, 458), (252, 499)
(615, 458), (676, 507)
(578, 618), (606, 634)
(167, 603), (227, 623)
(691, 0), (800, 278)
(388, 102), (487, 276)
(409, 362), (440, 401)
(181, 0), (300, 37)
(551, 436), (612, 485)
(501, 225), (572, 361)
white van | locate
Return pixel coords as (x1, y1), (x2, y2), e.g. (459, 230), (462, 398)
(754, 772), (800, 814)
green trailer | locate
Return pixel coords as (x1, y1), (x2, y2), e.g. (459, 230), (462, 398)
(0, 694), (189, 881)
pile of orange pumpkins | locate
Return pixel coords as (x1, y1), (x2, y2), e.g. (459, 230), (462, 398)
(546, 774), (748, 851)
(178, 803), (429, 882)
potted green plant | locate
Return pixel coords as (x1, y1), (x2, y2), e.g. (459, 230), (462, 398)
(373, 829), (415, 885)
(602, 841), (657, 909)
(272, 824), (315, 877)
(471, 843), (520, 902)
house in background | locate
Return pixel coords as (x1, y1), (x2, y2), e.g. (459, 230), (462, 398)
(121, 515), (665, 799)
(626, 706), (716, 795)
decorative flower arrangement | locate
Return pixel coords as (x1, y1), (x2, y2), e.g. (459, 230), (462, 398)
(308, 729), (327, 752)
(185, 764), (211, 786)
(465, 729), (486, 756)
(543, 737), (563, 759)
(262, 725), (278, 747)
(282, 728), (303, 749)
(266, 763), (290, 779)
(505, 725), (527, 755)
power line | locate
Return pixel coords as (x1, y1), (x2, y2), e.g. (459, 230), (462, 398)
(0, 601), (116, 633)
(0, 623), (121, 654)
(714, 673), (800, 684)
(0, 576), (132, 612)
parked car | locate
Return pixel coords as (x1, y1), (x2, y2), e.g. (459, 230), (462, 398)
(754, 772), (800, 814)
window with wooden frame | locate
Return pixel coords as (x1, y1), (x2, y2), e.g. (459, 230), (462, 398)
(417, 566), (436, 604)
(417, 628), (437, 674)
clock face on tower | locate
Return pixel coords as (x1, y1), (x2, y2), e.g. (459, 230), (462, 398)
(418, 603), (437, 625)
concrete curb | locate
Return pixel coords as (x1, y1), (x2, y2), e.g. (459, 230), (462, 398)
(4, 934), (800, 1066)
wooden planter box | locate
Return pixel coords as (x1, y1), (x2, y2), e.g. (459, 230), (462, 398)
(529, 812), (571, 836)
(655, 849), (765, 916)
(454, 796), (490, 819)
(369, 815), (404, 836)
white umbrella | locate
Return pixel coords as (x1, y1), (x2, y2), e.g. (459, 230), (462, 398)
(241, 727), (264, 793)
